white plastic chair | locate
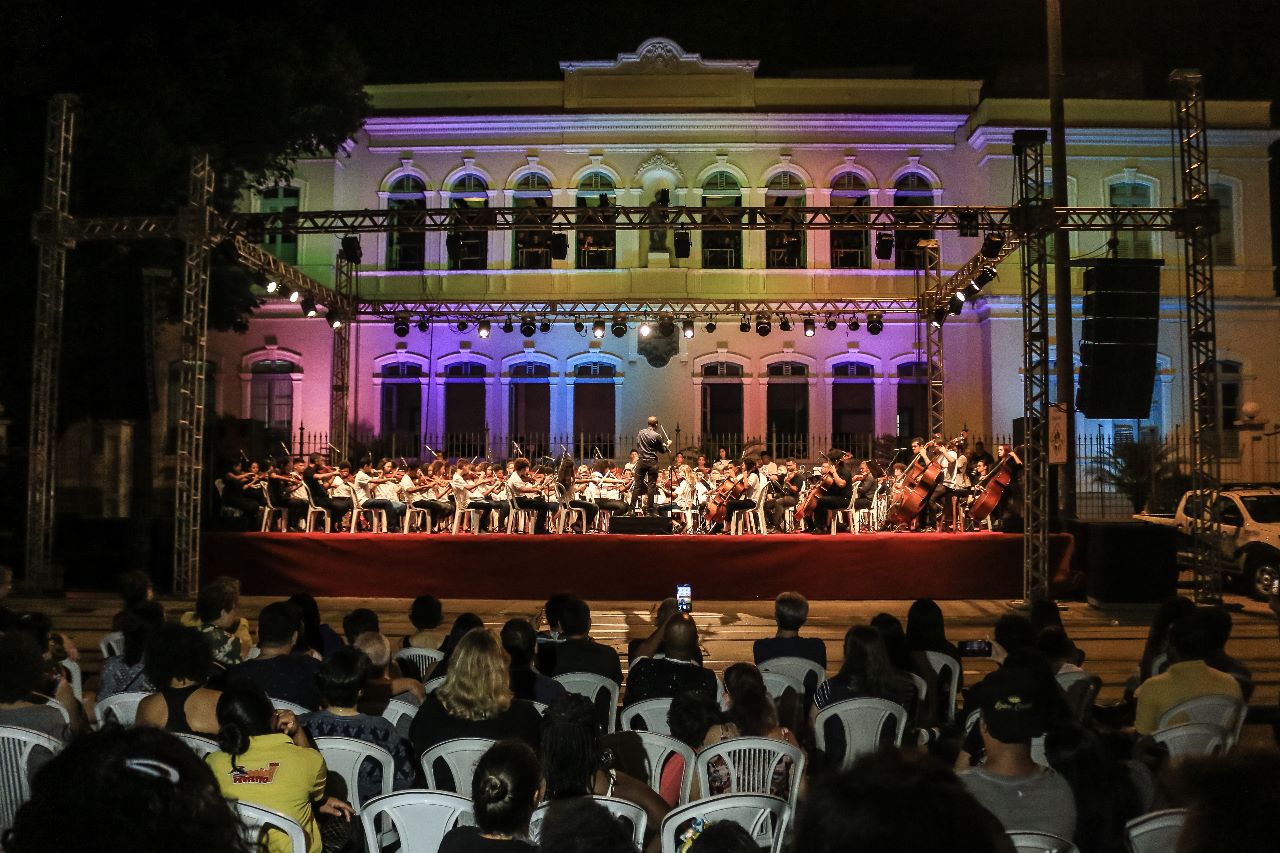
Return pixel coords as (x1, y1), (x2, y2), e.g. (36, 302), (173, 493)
(635, 730), (695, 805)
(313, 736), (395, 813)
(0, 725), (65, 831)
(95, 690), (151, 728)
(393, 647), (445, 682)
(760, 670), (804, 701)
(233, 800), (309, 853)
(1151, 722), (1227, 761)
(554, 672), (620, 734)
(44, 701), (71, 726)
(60, 660), (83, 702)
(419, 737), (495, 794)
(99, 631), (125, 659)
(173, 732), (220, 759)
(693, 736), (805, 813)
(1156, 694), (1246, 747)
(921, 650), (961, 723)
(360, 790), (474, 853)
(423, 676), (446, 694)
(505, 498), (538, 534)
(1057, 672), (1102, 725)
(620, 698), (673, 734)
(530, 795), (647, 848)
(304, 488), (331, 533)
(1007, 830), (1080, 853)
(659, 793), (790, 853)
(813, 697), (909, 771)
(1124, 808), (1186, 853)
(381, 698), (419, 741)
(258, 487), (289, 532)
(270, 698), (312, 716)
(450, 485), (484, 534)
(830, 489), (860, 534)
(758, 656), (825, 697)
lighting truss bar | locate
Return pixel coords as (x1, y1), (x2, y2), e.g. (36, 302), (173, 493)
(231, 236), (346, 310)
(916, 240), (946, 438)
(329, 254), (355, 460)
(922, 237), (1022, 305)
(355, 298), (920, 322)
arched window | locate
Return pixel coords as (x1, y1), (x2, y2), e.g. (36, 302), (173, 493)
(832, 361), (875, 448)
(1108, 180), (1154, 259)
(250, 359), (297, 433)
(443, 361), (487, 457)
(507, 361), (551, 455)
(831, 172), (870, 269)
(576, 173), (617, 269)
(386, 175), (426, 271)
(700, 361), (744, 453)
(895, 361), (929, 441)
(702, 172), (742, 269)
(766, 361), (809, 457)
(1209, 183), (1236, 266)
(893, 172), (935, 270)
(765, 172), (806, 269)
(259, 186), (300, 264)
(1213, 360), (1243, 457)
(513, 174), (554, 270)
(448, 174), (489, 270)
(573, 361), (618, 457)
(378, 361), (423, 444)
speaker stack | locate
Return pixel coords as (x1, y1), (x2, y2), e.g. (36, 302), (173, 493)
(1077, 259), (1162, 419)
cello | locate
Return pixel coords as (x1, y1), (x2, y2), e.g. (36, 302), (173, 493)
(794, 462), (835, 522)
(704, 468), (746, 526)
(968, 445), (1023, 523)
(888, 438), (945, 526)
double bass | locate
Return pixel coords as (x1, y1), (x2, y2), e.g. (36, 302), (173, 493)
(888, 438), (945, 526)
(968, 446), (1023, 523)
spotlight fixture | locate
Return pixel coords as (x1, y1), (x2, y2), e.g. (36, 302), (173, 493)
(592, 319), (606, 339)
(638, 320), (652, 337)
(874, 232), (895, 260)
(867, 313), (884, 335)
(611, 315), (627, 337)
(300, 296), (318, 317)
(502, 318), (514, 334)
(477, 320), (490, 338)
(682, 320), (695, 339)
(265, 279), (279, 294)
(825, 318), (838, 331)
(948, 293), (965, 315)
(417, 320), (429, 333)
(756, 314), (772, 337)
(327, 310), (344, 330)
(705, 321), (717, 333)
(972, 266), (998, 289)
(520, 316), (537, 337)
(931, 307), (948, 328)
(779, 316), (792, 332)
(393, 317), (410, 338)
(539, 320), (552, 334)
(961, 282), (982, 300)
(658, 316), (676, 338)
(739, 318), (751, 333)
(455, 320), (469, 332)
(847, 319), (860, 332)
(980, 232), (1005, 259)
(573, 321), (586, 334)
(288, 289), (301, 303)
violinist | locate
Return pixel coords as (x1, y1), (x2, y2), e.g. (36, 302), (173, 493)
(411, 460), (454, 532)
(278, 456), (311, 531)
(304, 453), (343, 529)
(569, 464), (601, 532)
(808, 451), (853, 533)
(221, 460), (264, 527)
(508, 457), (553, 534)
(592, 462), (630, 516)
(724, 458), (763, 533)
(453, 461), (491, 532)
(364, 457), (407, 532)
(712, 447), (733, 475)
(695, 454), (712, 478)
(853, 460), (878, 511)
(767, 458), (803, 533)
(328, 461), (357, 530)
(932, 437), (971, 532)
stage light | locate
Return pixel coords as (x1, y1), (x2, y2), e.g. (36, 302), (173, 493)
(573, 321), (585, 334)
(961, 282), (982, 300)
(502, 318), (514, 334)
(948, 293), (965, 315)
(779, 315), (792, 332)
(658, 316), (676, 338)
(539, 320), (552, 333)
(756, 314), (772, 337)
(300, 296), (318, 317)
(874, 232), (895, 260)
(825, 318), (838, 331)
(393, 317), (410, 338)
(803, 318), (816, 337)
(477, 320), (490, 338)
(455, 320), (469, 332)
(520, 316), (536, 337)
(611, 315), (627, 337)
(973, 266), (998, 289)
(288, 289), (301, 303)
(739, 318), (751, 333)
(931, 307), (948, 328)
(848, 318), (860, 332)
(417, 320), (429, 333)
(705, 321), (717, 333)
(592, 319), (606, 339)
(981, 232), (1005, 259)
(327, 311), (343, 330)
(867, 313), (884, 335)
(265, 279), (279, 294)
(638, 320), (652, 337)
(682, 320), (695, 339)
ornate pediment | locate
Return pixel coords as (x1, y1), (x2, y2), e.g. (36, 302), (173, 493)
(634, 153), (684, 183)
(560, 38), (758, 111)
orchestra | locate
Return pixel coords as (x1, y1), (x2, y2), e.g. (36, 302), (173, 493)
(218, 426), (1024, 536)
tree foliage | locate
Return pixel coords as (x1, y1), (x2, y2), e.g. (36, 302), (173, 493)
(1095, 436), (1190, 513)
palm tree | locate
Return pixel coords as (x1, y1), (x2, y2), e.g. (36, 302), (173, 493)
(1095, 436), (1185, 513)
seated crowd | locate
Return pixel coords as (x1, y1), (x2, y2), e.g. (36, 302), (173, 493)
(0, 562), (1276, 853)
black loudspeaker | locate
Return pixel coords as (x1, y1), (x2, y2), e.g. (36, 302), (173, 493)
(1077, 260), (1161, 419)
(609, 516), (674, 535)
(1080, 521), (1178, 606)
(550, 233), (569, 260)
(340, 235), (363, 264)
(445, 233), (463, 261)
(674, 232), (691, 258)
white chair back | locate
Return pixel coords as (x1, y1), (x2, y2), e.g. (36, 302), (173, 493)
(1124, 808), (1186, 853)
(530, 796), (647, 849)
(95, 691), (151, 728)
(1156, 694), (1245, 746)
(313, 736), (395, 813)
(1007, 830), (1080, 853)
(360, 790), (474, 853)
(381, 698), (419, 741)
(99, 631), (126, 659)
(693, 736), (805, 812)
(423, 676), (446, 694)
(1057, 672), (1102, 724)
(758, 656), (825, 696)
(393, 647), (445, 682)
(659, 793), (789, 853)
(1151, 722), (1227, 761)
(635, 731), (695, 805)
(233, 800), (309, 853)
(0, 725), (64, 831)
(270, 698), (312, 716)
(813, 697), (909, 771)
(620, 698), (673, 734)
(760, 670), (804, 701)
(921, 650), (961, 723)
(45, 701), (71, 726)
(60, 660), (83, 702)
(419, 737), (496, 794)
(553, 672), (620, 734)
(173, 732), (220, 759)
(905, 671), (929, 705)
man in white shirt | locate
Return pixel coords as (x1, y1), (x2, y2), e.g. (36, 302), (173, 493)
(285, 456), (310, 530)
(363, 458), (407, 532)
(593, 466), (629, 515)
(934, 436), (971, 532)
(508, 458), (553, 534)
(568, 464), (601, 531)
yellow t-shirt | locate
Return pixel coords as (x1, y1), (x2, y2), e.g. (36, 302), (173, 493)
(207, 733), (327, 853)
(1133, 659), (1243, 735)
(180, 610), (253, 653)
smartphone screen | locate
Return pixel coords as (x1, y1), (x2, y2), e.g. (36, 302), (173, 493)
(958, 639), (993, 657)
(676, 583), (692, 612)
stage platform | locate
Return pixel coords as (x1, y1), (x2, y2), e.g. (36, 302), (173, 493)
(203, 531), (1073, 601)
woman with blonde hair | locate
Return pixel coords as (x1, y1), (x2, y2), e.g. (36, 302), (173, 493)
(409, 627), (543, 773)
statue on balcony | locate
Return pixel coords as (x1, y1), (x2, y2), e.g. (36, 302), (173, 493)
(647, 188), (670, 252)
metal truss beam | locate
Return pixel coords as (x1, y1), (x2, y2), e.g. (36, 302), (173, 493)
(1172, 69), (1225, 604)
(916, 240), (946, 438)
(231, 236), (340, 309)
(1014, 130), (1053, 602)
(356, 297), (921, 322)
(923, 238), (1022, 305)
(173, 154), (215, 597)
(329, 255), (355, 460)
(25, 94), (76, 592)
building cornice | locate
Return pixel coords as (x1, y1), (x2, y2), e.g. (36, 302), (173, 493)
(969, 125), (1280, 151)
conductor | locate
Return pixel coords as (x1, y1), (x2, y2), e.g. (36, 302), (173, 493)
(630, 416), (669, 514)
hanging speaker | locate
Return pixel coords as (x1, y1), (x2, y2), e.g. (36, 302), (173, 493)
(550, 233), (569, 260)
(1077, 260), (1162, 419)
(674, 232), (691, 258)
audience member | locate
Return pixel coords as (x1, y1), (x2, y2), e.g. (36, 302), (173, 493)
(352, 630), (426, 713)
(1137, 596), (1195, 683)
(0, 632), (71, 746)
(684, 821), (759, 853)
(661, 688), (722, 806)
(287, 593), (344, 659)
(958, 666), (1076, 839)
(536, 796), (640, 853)
(535, 592), (575, 669)
(0, 564), (16, 630)
(179, 576), (251, 661)
(625, 614), (717, 705)
(190, 580), (244, 668)
(627, 597), (705, 665)
(1037, 627), (1086, 678)
(905, 597), (964, 695)
(959, 612), (1038, 725)
(794, 748), (1009, 853)
(110, 569), (154, 631)
(702, 663), (800, 799)
(136, 623), (222, 735)
(502, 618), (568, 705)
(1030, 596), (1084, 666)
(410, 627), (543, 781)
(540, 597), (623, 684)
(1044, 723), (1146, 853)
(3, 726), (256, 853)
(870, 612), (914, 673)
(13, 612), (81, 722)
(753, 591), (827, 671)
(404, 594), (446, 650)
(1134, 609), (1243, 735)
(434, 612), (486, 679)
(1168, 750), (1280, 853)
(98, 601), (164, 699)
(228, 601), (323, 710)
(813, 625), (919, 719)
(299, 646), (417, 802)
(341, 607), (381, 645)
(206, 681), (350, 853)
(439, 740), (541, 852)
(1199, 605), (1254, 699)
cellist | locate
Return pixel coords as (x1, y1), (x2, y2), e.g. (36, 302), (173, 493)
(807, 450), (853, 533)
